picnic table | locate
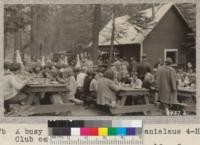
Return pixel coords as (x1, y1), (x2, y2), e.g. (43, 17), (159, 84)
(109, 86), (196, 115)
(22, 83), (81, 115)
(110, 87), (158, 115)
(178, 87), (196, 113)
(24, 83), (69, 93)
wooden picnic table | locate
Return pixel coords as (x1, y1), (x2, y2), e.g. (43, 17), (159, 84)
(22, 83), (81, 115)
(24, 83), (69, 93)
(178, 87), (196, 98)
(178, 87), (196, 113)
(110, 87), (158, 115)
(109, 86), (196, 115)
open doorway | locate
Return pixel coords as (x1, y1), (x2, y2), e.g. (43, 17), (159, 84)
(117, 44), (141, 62)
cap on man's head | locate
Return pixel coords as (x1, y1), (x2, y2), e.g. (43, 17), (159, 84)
(142, 53), (147, 58)
(165, 57), (173, 64)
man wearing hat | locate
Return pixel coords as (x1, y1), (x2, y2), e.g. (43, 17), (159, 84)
(156, 57), (178, 115)
(137, 54), (152, 81)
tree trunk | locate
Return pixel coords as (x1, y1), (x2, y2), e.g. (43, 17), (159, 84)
(18, 28), (23, 60)
(109, 6), (116, 64)
(14, 30), (18, 62)
(92, 4), (101, 64)
(4, 32), (7, 60)
(30, 6), (38, 60)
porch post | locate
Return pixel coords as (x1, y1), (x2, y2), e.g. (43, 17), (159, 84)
(140, 42), (143, 62)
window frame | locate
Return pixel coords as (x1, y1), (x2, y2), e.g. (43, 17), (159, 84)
(164, 48), (178, 64)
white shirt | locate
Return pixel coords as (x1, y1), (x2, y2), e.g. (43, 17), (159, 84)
(76, 72), (87, 87)
(89, 79), (98, 91)
(3, 73), (24, 101)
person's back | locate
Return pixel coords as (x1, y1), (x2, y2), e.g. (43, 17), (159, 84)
(4, 63), (29, 112)
(156, 65), (177, 104)
(4, 64), (25, 101)
(97, 77), (119, 106)
(157, 66), (171, 89)
(4, 73), (19, 101)
(83, 75), (93, 97)
(137, 61), (152, 80)
(131, 60), (138, 72)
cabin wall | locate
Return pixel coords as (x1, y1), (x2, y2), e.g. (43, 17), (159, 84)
(143, 7), (191, 66)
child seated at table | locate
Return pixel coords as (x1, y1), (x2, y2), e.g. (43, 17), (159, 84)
(75, 67), (87, 100)
(143, 73), (156, 90)
(143, 72), (158, 103)
(130, 74), (143, 89)
(42, 64), (53, 79)
(90, 72), (100, 98)
(31, 63), (43, 77)
(82, 70), (96, 107)
(60, 67), (83, 104)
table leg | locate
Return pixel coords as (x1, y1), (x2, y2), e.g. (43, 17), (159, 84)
(144, 95), (151, 115)
(113, 96), (127, 115)
(120, 96), (127, 106)
(24, 93), (35, 105)
(50, 94), (64, 104)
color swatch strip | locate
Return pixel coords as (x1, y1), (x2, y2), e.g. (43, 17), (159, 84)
(48, 120), (142, 136)
(48, 127), (142, 136)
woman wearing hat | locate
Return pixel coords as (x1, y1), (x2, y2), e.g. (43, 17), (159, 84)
(156, 57), (178, 115)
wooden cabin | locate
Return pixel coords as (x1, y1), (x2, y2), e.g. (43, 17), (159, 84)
(98, 3), (194, 66)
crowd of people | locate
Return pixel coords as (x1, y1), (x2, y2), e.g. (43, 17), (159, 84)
(4, 53), (196, 115)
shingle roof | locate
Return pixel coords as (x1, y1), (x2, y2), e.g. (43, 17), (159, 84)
(98, 3), (189, 46)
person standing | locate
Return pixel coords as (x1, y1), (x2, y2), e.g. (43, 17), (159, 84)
(186, 62), (194, 74)
(156, 57), (178, 115)
(154, 58), (163, 69)
(137, 54), (152, 81)
(129, 57), (138, 76)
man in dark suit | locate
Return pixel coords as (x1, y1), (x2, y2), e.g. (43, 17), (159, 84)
(137, 54), (152, 81)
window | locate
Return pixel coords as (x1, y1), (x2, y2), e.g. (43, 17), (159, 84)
(164, 49), (178, 64)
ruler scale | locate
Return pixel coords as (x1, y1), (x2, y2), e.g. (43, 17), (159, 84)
(48, 120), (143, 145)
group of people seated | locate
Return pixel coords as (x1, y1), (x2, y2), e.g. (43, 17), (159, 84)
(4, 54), (196, 115)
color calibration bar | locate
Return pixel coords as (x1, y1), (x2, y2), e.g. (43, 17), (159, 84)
(49, 127), (142, 136)
(48, 120), (142, 136)
(48, 120), (143, 145)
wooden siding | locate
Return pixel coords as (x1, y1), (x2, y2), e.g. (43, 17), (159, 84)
(143, 6), (191, 66)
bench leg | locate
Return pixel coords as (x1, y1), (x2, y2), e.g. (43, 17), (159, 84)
(24, 94), (35, 105)
(120, 96), (127, 106)
(144, 95), (151, 115)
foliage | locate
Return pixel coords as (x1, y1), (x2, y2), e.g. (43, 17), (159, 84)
(4, 4), (196, 61)
(4, 5), (31, 32)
